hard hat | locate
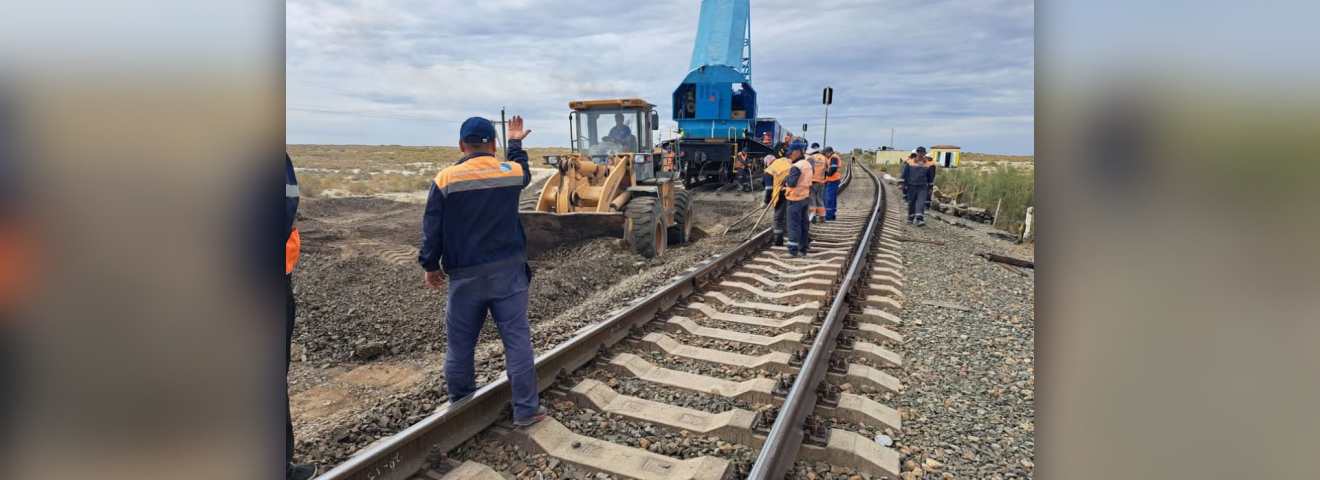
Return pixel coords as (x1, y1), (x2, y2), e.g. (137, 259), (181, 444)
(764, 154), (776, 162)
(787, 140), (807, 152)
(822, 146), (834, 154)
(916, 146), (927, 153)
(811, 142), (821, 149)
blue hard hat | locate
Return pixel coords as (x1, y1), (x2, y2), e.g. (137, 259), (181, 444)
(787, 140), (807, 152)
(460, 117), (497, 144)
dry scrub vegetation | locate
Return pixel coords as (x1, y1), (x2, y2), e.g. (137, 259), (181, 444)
(878, 160), (1034, 233)
(288, 145), (572, 198)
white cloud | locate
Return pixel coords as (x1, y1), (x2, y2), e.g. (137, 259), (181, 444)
(287, 0), (1034, 154)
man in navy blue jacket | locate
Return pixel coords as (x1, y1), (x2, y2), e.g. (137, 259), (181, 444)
(285, 154), (316, 480)
(418, 116), (547, 425)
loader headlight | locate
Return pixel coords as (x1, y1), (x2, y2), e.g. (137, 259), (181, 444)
(543, 155), (560, 165)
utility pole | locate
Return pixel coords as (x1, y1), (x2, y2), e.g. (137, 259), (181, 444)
(890, 128), (894, 149)
(822, 86), (833, 147)
(500, 107), (508, 160)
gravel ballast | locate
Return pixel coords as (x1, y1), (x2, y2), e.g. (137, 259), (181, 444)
(887, 184), (1036, 480)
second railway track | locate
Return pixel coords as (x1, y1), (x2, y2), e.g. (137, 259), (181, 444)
(316, 162), (909, 480)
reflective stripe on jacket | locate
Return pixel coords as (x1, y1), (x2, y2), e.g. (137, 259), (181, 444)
(419, 141), (533, 278)
(786, 159), (813, 202)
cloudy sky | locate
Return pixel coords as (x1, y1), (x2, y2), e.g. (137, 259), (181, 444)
(287, 0), (1033, 154)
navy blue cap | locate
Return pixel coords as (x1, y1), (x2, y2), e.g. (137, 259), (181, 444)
(460, 117), (498, 144)
(823, 146), (834, 154)
(915, 146), (927, 152)
(810, 142), (820, 149)
(787, 140), (807, 152)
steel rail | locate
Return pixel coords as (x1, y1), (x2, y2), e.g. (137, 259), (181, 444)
(746, 162), (885, 480)
(315, 162), (861, 480)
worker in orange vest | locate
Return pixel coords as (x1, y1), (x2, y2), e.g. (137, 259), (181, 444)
(784, 142), (815, 256)
(734, 150), (751, 192)
(822, 147), (842, 221)
(761, 131), (772, 145)
(763, 146), (801, 247)
(285, 153), (317, 480)
(808, 143), (827, 224)
(663, 145), (676, 171)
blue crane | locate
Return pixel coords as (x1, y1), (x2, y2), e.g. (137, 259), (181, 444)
(670, 0), (791, 187)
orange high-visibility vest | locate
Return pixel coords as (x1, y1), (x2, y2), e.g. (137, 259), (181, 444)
(764, 158), (793, 206)
(811, 153), (827, 183)
(0, 222), (32, 310)
(825, 154), (842, 182)
(786, 160), (813, 202)
(286, 227), (301, 274)
(665, 151), (676, 170)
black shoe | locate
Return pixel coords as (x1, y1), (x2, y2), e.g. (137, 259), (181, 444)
(915, 218), (926, 227)
(287, 463), (317, 480)
(774, 237), (785, 247)
(513, 405), (549, 426)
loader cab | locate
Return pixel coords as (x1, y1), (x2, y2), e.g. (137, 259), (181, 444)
(569, 99), (659, 156)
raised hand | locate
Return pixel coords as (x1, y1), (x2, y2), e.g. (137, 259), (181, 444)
(508, 115), (531, 141)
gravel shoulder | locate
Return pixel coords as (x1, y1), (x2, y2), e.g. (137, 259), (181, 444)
(888, 181), (1036, 479)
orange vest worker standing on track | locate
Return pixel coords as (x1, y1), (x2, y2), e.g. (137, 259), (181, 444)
(808, 143), (827, 224)
(285, 154), (317, 480)
(763, 146), (801, 247)
(418, 115), (548, 427)
(822, 147), (842, 221)
(785, 143), (815, 256)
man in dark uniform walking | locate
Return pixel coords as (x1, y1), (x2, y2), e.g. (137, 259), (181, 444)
(899, 146), (937, 226)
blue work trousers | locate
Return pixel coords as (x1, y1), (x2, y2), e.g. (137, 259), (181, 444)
(905, 184), (931, 221)
(445, 264), (539, 420)
(824, 180), (840, 220)
(787, 198), (811, 254)
(737, 169), (750, 190)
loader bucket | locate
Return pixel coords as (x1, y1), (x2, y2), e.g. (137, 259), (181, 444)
(519, 211), (628, 259)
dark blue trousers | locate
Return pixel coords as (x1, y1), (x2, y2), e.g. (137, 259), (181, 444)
(787, 198), (811, 254)
(905, 185), (931, 221)
(824, 180), (840, 220)
(445, 264), (539, 420)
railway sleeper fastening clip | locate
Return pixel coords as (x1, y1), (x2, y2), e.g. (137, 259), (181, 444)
(789, 348), (807, 367)
(802, 327), (821, 344)
(842, 316), (860, 331)
(804, 416), (831, 446)
(835, 334), (855, 350)
(752, 407), (779, 435)
(772, 375), (794, 398)
(816, 381), (841, 407)
(828, 355), (850, 374)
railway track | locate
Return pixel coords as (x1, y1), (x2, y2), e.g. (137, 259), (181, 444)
(316, 162), (907, 480)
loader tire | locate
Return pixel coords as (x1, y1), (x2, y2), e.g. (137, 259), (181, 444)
(624, 196), (666, 258)
(667, 189), (694, 245)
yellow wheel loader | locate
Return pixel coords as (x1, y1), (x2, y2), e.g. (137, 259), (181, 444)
(520, 99), (694, 258)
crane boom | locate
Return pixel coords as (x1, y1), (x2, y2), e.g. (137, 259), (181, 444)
(688, 0), (751, 82)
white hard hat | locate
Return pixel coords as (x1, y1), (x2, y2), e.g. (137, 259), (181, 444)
(764, 155), (775, 162)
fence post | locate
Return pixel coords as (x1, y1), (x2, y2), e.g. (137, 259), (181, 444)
(992, 198), (1002, 227)
(1023, 206), (1034, 240)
